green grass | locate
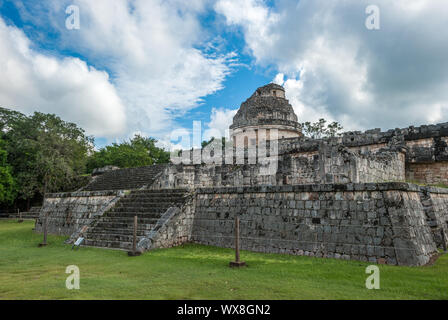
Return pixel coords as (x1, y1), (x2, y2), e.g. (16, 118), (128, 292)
(0, 220), (447, 300)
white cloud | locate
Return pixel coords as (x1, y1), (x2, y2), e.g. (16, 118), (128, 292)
(203, 107), (237, 140)
(11, 0), (234, 143)
(215, 0), (448, 130)
(0, 18), (126, 137)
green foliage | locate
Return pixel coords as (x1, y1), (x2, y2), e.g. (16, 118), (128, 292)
(0, 107), (93, 201)
(0, 107), (171, 204)
(201, 137), (214, 148)
(86, 134), (170, 173)
(301, 118), (344, 139)
(0, 139), (16, 204)
(201, 136), (228, 148)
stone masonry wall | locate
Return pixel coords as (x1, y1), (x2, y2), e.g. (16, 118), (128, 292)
(152, 142), (405, 190)
(318, 142), (405, 184)
(151, 163), (277, 190)
(35, 190), (125, 236)
(191, 183), (438, 266)
(355, 151), (406, 183)
(421, 186), (448, 248)
(406, 162), (448, 185)
(279, 122), (448, 185)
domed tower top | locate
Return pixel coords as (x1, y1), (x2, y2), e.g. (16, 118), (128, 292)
(230, 83), (302, 142)
(253, 83), (286, 98)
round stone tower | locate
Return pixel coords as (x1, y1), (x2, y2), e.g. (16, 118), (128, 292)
(230, 83), (302, 146)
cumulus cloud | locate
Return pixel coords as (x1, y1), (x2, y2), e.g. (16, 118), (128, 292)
(11, 0), (233, 142)
(0, 17), (126, 137)
(215, 0), (448, 131)
(203, 107), (238, 140)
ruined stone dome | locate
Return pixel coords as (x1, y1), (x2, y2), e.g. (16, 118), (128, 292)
(229, 83), (301, 133)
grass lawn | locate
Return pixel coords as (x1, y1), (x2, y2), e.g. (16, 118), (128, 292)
(0, 220), (447, 300)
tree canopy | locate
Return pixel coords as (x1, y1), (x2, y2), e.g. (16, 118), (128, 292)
(0, 107), (93, 203)
(300, 119), (344, 139)
(0, 107), (170, 207)
(86, 135), (170, 173)
(0, 138), (16, 204)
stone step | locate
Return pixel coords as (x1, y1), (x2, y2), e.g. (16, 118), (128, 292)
(83, 239), (134, 250)
(130, 188), (188, 194)
(117, 198), (185, 204)
(114, 200), (176, 205)
(82, 187), (187, 250)
(100, 217), (159, 223)
(93, 221), (155, 229)
(92, 219), (156, 227)
(104, 212), (164, 218)
(87, 228), (150, 235)
(84, 164), (166, 191)
(126, 189), (186, 194)
(122, 195), (186, 201)
(109, 206), (179, 213)
(84, 232), (145, 242)
(127, 189), (188, 196)
(110, 203), (178, 213)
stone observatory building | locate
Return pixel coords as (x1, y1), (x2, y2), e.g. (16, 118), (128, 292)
(230, 83), (302, 146)
(35, 83), (448, 267)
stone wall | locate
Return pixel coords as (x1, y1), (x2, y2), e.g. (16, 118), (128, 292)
(279, 122), (448, 185)
(406, 162), (448, 185)
(151, 163), (277, 190)
(35, 190), (125, 236)
(318, 142), (405, 184)
(152, 142), (405, 189)
(354, 151), (405, 183)
(420, 186), (448, 248)
(191, 183), (438, 266)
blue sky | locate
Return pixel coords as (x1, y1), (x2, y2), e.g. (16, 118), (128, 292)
(1, 0), (448, 149)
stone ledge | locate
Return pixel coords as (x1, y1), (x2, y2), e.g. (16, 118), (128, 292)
(196, 182), (423, 194)
(421, 186), (448, 194)
(280, 122), (448, 152)
(45, 190), (127, 198)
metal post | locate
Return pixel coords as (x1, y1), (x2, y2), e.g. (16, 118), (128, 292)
(230, 216), (246, 267)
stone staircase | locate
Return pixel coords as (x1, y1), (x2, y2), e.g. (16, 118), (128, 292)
(82, 189), (188, 250)
(83, 164), (166, 191)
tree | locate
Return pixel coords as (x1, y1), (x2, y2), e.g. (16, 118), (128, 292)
(202, 137), (229, 148)
(86, 135), (170, 173)
(0, 107), (93, 207)
(301, 119), (344, 139)
(202, 137), (216, 148)
(0, 138), (16, 204)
